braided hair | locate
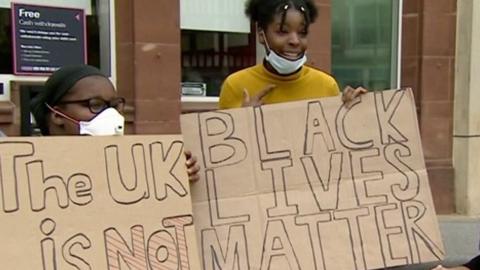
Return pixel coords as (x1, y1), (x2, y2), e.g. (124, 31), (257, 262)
(245, 0), (318, 30)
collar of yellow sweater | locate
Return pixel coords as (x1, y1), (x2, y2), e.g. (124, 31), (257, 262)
(259, 63), (305, 81)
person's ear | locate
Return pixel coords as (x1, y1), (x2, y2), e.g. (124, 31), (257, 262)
(257, 27), (266, 45)
(49, 107), (65, 126)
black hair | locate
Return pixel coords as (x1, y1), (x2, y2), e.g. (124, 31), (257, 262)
(30, 65), (107, 135)
(245, 0), (318, 30)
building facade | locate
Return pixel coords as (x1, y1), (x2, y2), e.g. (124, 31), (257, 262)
(0, 0), (477, 216)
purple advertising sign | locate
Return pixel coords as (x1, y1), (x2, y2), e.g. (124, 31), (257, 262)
(11, 3), (86, 75)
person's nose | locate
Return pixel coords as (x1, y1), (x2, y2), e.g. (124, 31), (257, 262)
(288, 32), (300, 46)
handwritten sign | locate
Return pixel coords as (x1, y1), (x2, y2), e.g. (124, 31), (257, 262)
(0, 135), (200, 269)
(181, 89), (444, 270)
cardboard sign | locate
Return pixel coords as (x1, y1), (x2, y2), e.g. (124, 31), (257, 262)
(11, 3), (86, 75)
(0, 135), (200, 269)
(181, 89), (444, 270)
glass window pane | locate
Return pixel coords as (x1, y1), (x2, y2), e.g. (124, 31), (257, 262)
(332, 0), (400, 90)
(0, 8), (12, 73)
(181, 29), (256, 97)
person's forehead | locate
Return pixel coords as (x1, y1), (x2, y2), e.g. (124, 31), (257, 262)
(63, 76), (115, 99)
(270, 8), (306, 26)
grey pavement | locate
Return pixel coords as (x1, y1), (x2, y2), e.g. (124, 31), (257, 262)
(387, 215), (480, 270)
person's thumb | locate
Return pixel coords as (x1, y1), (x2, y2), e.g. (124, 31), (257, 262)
(243, 88), (250, 103)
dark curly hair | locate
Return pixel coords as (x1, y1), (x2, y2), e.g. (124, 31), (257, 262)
(245, 0), (318, 30)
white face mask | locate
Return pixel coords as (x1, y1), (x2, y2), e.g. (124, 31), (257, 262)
(79, 108), (125, 136)
(262, 32), (307, 75)
(266, 50), (307, 75)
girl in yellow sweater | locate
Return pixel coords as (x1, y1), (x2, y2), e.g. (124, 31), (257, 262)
(219, 0), (365, 109)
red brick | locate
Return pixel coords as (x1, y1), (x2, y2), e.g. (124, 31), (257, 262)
(134, 44), (181, 100)
(422, 13), (457, 57)
(134, 121), (181, 134)
(116, 43), (135, 100)
(401, 57), (420, 100)
(420, 114), (453, 159)
(420, 57), (453, 102)
(427, 166), (455, 214)
(115, 1), (134, 43)
(402, 16), (421, 58)
(403, 0), (421, 15)
(306, 52), (331, 74)
(308, 4), (331, 72)
(423, 0), (457, 14)
(135, 99), (180, 122)
(133, 0), (180, 43)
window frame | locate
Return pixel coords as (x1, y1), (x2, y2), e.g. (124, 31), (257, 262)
(331, 0), (402, 91)
(394, 0), (403, 89)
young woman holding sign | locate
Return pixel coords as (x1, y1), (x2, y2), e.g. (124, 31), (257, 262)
(30, 64), (200, 181)
(219, 0), (366, 109)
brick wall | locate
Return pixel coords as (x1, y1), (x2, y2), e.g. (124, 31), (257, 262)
(116, 0), (182, 134)
(401, 0), (457, 214)
(307, 0), (333, 72)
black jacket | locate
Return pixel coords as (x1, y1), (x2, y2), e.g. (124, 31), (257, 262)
(465, 255), (480, 270)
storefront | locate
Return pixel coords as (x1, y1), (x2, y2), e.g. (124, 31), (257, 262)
(0, 0), (460, 214)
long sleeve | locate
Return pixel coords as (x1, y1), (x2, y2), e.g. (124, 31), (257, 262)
(219, 79), (243, 109)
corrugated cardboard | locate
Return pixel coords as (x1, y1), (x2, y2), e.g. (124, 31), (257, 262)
(0, 135), (200, 269)
(181, 89), (444, 270)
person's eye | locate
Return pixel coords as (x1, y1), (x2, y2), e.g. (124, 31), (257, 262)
(112, 98), (126, 112)
(79, 101), (91, 108)
(89, 99), (107, 112)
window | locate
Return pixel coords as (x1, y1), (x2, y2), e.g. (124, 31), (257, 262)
(0, 0), (115, 100)
(0, 8), (12, 74)
(0, 0), (114, 75)
(180, 0), (256, 98)
(181, 30), (256, 97)
(332, 0), (401, 90)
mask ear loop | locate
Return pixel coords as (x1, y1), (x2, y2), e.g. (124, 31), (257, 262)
(45, 103), (80, 124)
(262, 3), (289, 53)
(260, 30), (272, 54)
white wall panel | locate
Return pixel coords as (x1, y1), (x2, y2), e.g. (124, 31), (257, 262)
(181, 0), (250, 33)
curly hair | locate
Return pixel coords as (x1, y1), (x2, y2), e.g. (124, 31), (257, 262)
(245, 0), (318, 30)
